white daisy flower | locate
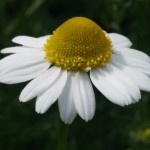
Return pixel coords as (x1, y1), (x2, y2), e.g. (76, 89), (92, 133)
(0, 17), (150, 124)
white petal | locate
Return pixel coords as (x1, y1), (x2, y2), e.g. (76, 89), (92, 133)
(125, 69), (150, 92)
(35, 70), (67, 114)
(37, 35), (51, 44)
(0, 52), (45, 64)
(114, 47), (150, 62)
(90, 66), (133, 106)
(111, 53), (150, 72)
(20, 67), (61, 102)
(108, 33), (132, 48)
(0, 52), (46, 74)
(73, 73), (95, 121)
(58, 73), (77, 124)
(112, 50), (150, 76)
(12, 35), (50, 48)
(105, 63), (141, 103)
(1, 46), (42, 54)
(0, 61), (49, 84)
(134, 68), (150, 76)
(112, 61), (150, 92)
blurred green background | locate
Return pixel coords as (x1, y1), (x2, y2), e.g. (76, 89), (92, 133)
(0, 0), (150, 150)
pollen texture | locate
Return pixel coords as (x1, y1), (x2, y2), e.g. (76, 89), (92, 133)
(44, 17), (112, 71)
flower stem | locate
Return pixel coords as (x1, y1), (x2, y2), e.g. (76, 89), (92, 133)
(57, 121), (69, 150)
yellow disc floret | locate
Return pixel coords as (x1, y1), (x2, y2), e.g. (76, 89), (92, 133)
(44, 17), (112, 72)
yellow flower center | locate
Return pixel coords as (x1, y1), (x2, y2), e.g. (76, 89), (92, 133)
(44, 17), (112, 72)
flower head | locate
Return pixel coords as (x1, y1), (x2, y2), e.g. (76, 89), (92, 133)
(44, 17), (112, 71)
(0, 17), (150, 124)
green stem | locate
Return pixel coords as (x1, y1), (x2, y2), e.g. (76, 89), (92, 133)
(57, 122), (69, 150)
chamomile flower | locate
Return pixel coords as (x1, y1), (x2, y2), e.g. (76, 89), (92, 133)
(0, 17), (150, 124)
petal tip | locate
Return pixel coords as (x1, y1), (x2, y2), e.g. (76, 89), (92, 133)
(12, 36), (19, 43)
